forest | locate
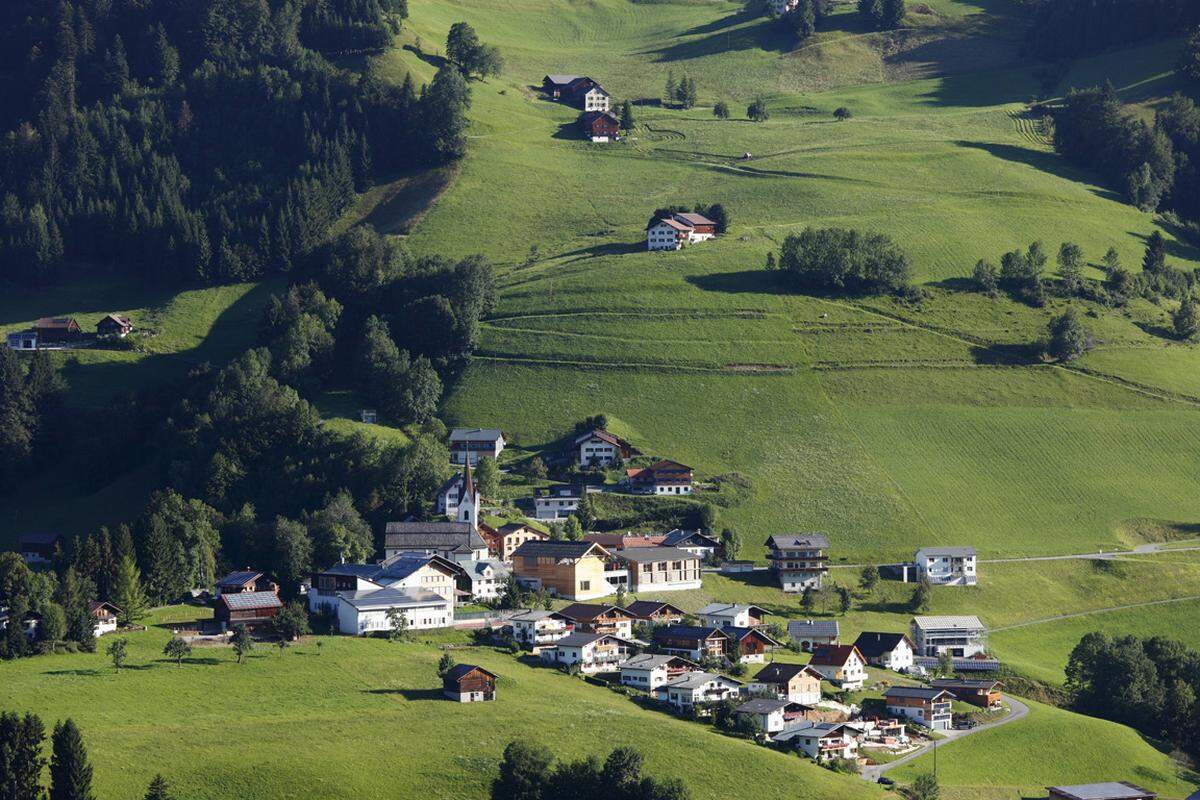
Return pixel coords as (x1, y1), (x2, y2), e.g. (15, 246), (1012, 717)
(1022, 0), (1200, 59)
(0, 0), (469, 285)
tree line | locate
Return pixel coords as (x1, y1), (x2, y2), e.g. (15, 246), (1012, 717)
(0, 0), (471, 285)
(1066, 631), (1200, 759)
(1052, 86), (1200, 226)
(492, 741), (690, 800)
(1022, 0), (1200, 59)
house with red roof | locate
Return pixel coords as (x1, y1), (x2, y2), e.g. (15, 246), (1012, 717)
(574, 428), (634, 467)
(626, 460), (693, 495)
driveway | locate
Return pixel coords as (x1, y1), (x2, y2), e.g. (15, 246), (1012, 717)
(859, 694), (1030, 783)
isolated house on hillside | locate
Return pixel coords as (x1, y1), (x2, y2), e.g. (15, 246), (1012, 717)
(34, 317), (81, 345)
(579, 110), (620, 142)
(913, 546), (978, 586)
(96, 314), (133, 338)
(443, 664), (497, 702)
(448, 428), (505, 465)
(574, 428), (633, 467)
(89, 601), (121, 636)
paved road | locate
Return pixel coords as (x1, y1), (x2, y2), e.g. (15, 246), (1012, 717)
(858, 694), (1030, 783)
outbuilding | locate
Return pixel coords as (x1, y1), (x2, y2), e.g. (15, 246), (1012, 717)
(443, 664), (498, 702)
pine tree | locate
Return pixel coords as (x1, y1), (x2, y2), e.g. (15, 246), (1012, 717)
(619, 99), (635, 131)
(1143, 230), (1167, 274)
(112, 556), (148, 625)
(49, 719), (95, 800)
(0, 711), (45, 800)
(665, 70), (676, 106)
(1174, 294), (1199, 340)
(144, 775), (172, 800)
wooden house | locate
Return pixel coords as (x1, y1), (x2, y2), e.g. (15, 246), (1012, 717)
(89, 601), (121, 636)
(579, 110), (620, 142)
(511, 540), (612, 601)
(34, 317), (81, 344)
(96, 314), (133, 338)
(557, 602), (634, 638)
(653, 625), (729, 661)
(725, 626), (782, 664)
(623, 600), (685, 626)
(807, 644), (867, 690)
(443, 664), (498, 702)
(215, 570), (277, 597)
(931, 678), (1003, 709)
(215, 591), (282, 630)
(748, 662), (823, 705)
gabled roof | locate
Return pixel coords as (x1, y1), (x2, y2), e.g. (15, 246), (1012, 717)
(765, 533), (829, 549)
(915, 546), (976, 558)
(808, 644), (864, 667)
(648, 459), (691, 472)
(544, 74), (585, 86)
(384, 522), (486, 552)
(580, 110), (619, 127)
(89, 601), (121, 617)
(614, 546), (697, 564)
(217, 570), (263, 587)
(497, 521), (544, 537)
(509, 609), (567, 623)
(467, 559), (509, 579)
(751, 662), (823, 684)
(339, 588), (447, 611)
(558, 602), (631, 622)
(623, 600), (685, 619)
(673, 212), (715, 227)
(788, 619), (840, 639)
(647, 216), (692, 232)
(912, 615), (985, 631)
(511, 540), (608, 560)
(621, 653), (697, 671)
(737, 698), (809, 714)
(573, 428), (632, 449)
(321, 553), (465, 585)
(19, 532), (63, 546)
(448, 427), (504, 442)
(445, 663), (498, 682)
(98, 313), (132, 326)
(884, 686), (955, 702)
(853, 631), (913, 658)
(35, 317), (77, 330)
(697, 602), (765, 618)
(554, 632), (631, 648)
(725, 626), (782, 646)
(661, 671), (741, 690)
(219, 591), (282, 612)
(661, 529), (719, 548)
(931, 678), (1003, 691)
(654, 625), (728, 643)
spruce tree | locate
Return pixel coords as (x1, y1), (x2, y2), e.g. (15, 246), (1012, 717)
(619, 99), (635, 131)
(112, 555), (148, 625)
(144, 775), (172, 800)
(1143, 230), (1167, 274)
(49, 719), (95, 800)
(0, 711), (45, 800)
(881, 0), (905, 28)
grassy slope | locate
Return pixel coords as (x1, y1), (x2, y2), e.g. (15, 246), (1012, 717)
(890, 699), (1197, 799)
(0, 607), (881, 800)
(395, 0), (1200, 563)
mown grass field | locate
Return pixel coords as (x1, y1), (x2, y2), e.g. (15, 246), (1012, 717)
(0, 607), (884, 800)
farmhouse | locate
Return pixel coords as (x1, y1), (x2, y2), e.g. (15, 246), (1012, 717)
(580, 84), (610, 112)
(540, 632), (634, 673)
(912, 615), (988, 658)
(1046, 784), (1156, 800)
(654, 671), (742, 711)
(765, 533), (829, 592)
(96, 314), (133, 338)
(542, 74), (583, 99)
(646, 216), (692, 251)
(436, 463), (480, 528)
(35, 316), (81, 345)
(541, 75), (609, 110)
(612, 547), (702, 592)
(383, 522), (488, 562)
(787, 619), (840, 651)
(697, 602), (765, 630)
(443, 664), (497, 702)
(510, 609), (572, 646)
(913, 546), (978, 586)
(623, 600), (685, 626)
(884, 686), (955, 731)
(333, 588), (452, 635)
(448, 428), (505, 465)
(533, 486), (583, 521)
(215, 570), (276, 597)
(626, 460), (693, 494)
(653, 625), (729, 661)
(557, 602), (634, 638)
(619, 653), (699, 690)
(931, 678), (1003, 709)
(579, 110), (620, 142)
(807, 644), (867, 690)
(89, 601), (121, 636)
(774, 722), (859, 762)
(214, 591), (282, 631)
(853, 631), (915, 671)
(748, 662), (823, 704)
(478, 522), (546, 562)
(19, 532), (63, 564)
(659, 529), (720, 560)
(735, 699), (816, 736)
(511, 540), (612, 601)
(574, 428), (633, 467)
(725, 626), (782, 663)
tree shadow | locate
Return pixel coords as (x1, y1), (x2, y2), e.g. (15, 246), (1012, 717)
(685, 271), (788, 295)
(43, 668), (101, 677)
(1131, 320), (1179, 341)
(155, 656), (224, 666)
(953, 141), (1125, 203)
(969, 342), (1042, 365)
(364, 687), (445, 701)
(1128, 229), (1200, 264)
(557, 241), (644, 262)
(643, 17), (793, 62)
(679, 6), (764, 37)
(927, 277), (978, 293)
(402, 45), (447, 71)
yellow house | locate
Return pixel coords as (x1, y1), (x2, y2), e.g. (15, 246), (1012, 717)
(511, 540), (612, 601)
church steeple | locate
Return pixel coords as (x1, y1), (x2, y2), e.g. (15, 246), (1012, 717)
(458, 460), (480, 529)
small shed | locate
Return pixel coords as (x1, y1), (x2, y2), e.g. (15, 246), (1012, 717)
(443, 664), (498, 702)
(360, 409), (378, 424)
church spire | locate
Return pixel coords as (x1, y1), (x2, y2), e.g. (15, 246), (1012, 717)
(463, 458), (475, 500)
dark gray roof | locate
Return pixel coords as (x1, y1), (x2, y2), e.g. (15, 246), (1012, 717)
(623, 601), (684, 619)
(931, 678), (1003, 690)
(620, 654), (695, 670)
(615, 547), (696, 564)
(853, 631), (911, 657)
(511, 540), (604, 559)
(661, 671), (740, 690)
(555, 632), (605, 647)
(916, 546), (976, 558)
(884, 686), (955, 701)
(339, 588), (447, 610)
(544, 74), (585, 85)
(736, 698), (795, 714)
(448, 427), (503, 442)
(384, 522), (485, 551)
(752, 662), (822, 684)
(1046, 784), (1156, 800)
(217, 570), (262, 587)
(661, 529), (718, 548)
(322, 554), (463, 584)
(654, 625), (727, 643)
(765, 533), (829, 549)
(220, 591), (282, 611)
(725, 626), (782, 646)
(445, 663), (498, 682)
(788, 619), (840, 639)
(19, 532), (63, 546)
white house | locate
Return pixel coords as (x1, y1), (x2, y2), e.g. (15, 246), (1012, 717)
(775, 722), (860, 762)
(619, 654), (700, 691)
(913, 546), (977, 585)
(852, 631), (915, 671)
(660, 529), (720, 560)
(735, 699), (813, 736)
(612, 547), (703, 592)
(449, 428), (505, 465)
(787, 619), (840, 651)
(462, 558), (509, 601)
(510, 610), (572, 646)
(581, 85), (610, 112)
(654, 672), (742, 711)
(883, 686), (955, 731)
(807, 644), (867, 691)
(309, 553), (464, 611)
(911, 615), (988, 658)
(89, 601), (121, 636)
(335, 588), (452, 635)
(697, 603), (765, 630)
(539, 632), (634, 673)
(6, 330), (37, 351)
(534, 486), (582, 521)
(574, 428), (632, 467)
(647, 217), (692, 251)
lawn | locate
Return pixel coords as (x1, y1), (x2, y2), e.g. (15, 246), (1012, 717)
(0, 607), (883, 800)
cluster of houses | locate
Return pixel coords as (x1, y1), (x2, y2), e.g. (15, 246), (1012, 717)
(541, 74), (621, 143)
(6, 314), (133, 350)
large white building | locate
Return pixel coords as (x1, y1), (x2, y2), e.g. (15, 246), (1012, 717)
(765, 533), (829, 593)
(533, 486), (582, 521)
(645, 213), (716, 252)
(510, 610), (572, 646)
(574, 428), (633, 467)
(308, 553), (462, 634)
(913, 546), (978, 586)
(335, 588), (452, 636)
(653, 671), (742, 711)
(612, 547), (703, 592)
(911, 615), (988, 658)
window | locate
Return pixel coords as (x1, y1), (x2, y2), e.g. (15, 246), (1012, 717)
(580, 581), (590, 591)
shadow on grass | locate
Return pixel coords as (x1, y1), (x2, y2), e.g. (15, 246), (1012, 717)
(1128, 229), (1200, 264)
(928, 277), (979, 293)
(43, 669), (102, 677)
(557, 241), (644, 262)
(1132, 320), (1180, 342)
(685, 270), (787, 295)
(552, 121), (585, 141)
(401, 45), (447, 71)
(856, 599), (918, 615)
(155, 656), (224, 666)
(364, 687), (444, 701)
(953, 141), (1125, 203)
(644, 16), (793, 62)
(970, 342), (1042, 365)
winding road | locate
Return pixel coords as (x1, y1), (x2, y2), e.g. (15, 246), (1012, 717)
(859, 694), (1030, 783)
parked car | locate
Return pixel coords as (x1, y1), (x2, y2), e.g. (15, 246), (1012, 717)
(877, 777), (895, 786)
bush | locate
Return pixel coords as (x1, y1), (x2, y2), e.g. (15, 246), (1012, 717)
(1046, 307), (1093, 361)
(777, 227), (911, 295)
